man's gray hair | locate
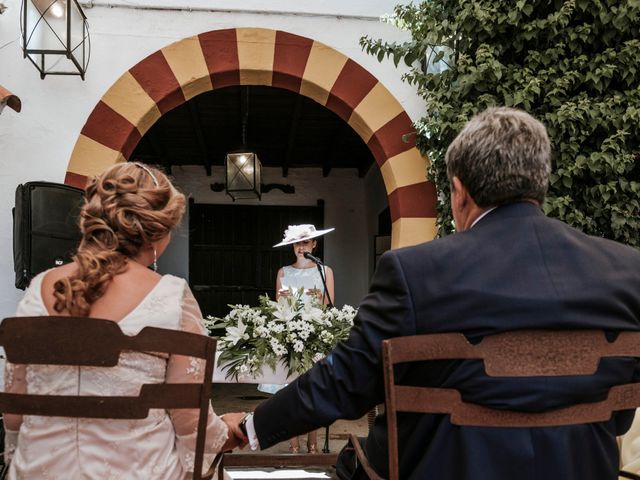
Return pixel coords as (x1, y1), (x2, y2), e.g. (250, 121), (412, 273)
(445, 107), (551, 207)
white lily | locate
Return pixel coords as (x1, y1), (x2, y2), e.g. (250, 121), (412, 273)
(301, 304), (324, 323)
(225, 319), (247, 345)
(273, 302), (297, 322)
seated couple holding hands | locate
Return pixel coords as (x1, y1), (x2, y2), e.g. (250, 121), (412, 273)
(4, 107), (640, 480)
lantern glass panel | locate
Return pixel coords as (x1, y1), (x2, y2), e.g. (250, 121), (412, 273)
(225, 152), (262, 200)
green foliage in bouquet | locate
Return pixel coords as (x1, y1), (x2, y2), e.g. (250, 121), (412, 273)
(362, 0), (640, 247)
(205, 289), (356, 380)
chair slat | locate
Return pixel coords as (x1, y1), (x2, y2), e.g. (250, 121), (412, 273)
(380, 331), (640, 480)
(0, 317), (211, 366)
(0, 315), (218, 480)
(386, 330), (640, 377)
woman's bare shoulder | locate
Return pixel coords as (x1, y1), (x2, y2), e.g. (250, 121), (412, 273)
(40, 263), (77, 313)
(41, 262), (77, 290)
(40, 261), (162, 315)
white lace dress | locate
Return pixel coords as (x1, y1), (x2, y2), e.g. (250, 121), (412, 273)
(3, 272), (229, 480)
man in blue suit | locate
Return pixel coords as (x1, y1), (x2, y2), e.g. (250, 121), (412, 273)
(235, 107), (640, 479)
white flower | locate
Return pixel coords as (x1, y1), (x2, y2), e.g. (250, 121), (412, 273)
(270, 324), (285, 334)
(269, 339), (288, 356)
(301, 305), (324, 323)
(255, 326), (269, 338)
(293, 341), (304, 353)
(273, 301), (297, 322)
(225, 319), (247, 346)
(283, 224), (314, 242)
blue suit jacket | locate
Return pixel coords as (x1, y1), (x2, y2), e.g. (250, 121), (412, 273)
(254, 202), (640, 479)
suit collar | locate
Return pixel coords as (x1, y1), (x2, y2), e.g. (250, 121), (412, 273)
(472, 201), (544, 229)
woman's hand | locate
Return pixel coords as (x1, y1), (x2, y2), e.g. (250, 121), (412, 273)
(220, 412), (249, 451)
(306, 288), (322, 299)
(278, 288), (292, 298)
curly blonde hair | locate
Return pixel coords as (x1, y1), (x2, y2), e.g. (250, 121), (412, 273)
(53, 162), (186, 316)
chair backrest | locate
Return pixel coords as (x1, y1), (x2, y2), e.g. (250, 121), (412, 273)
(0, 316), (218, 480)
(382, 330), (640, 480)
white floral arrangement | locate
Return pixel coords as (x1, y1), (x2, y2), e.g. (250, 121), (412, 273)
(205, 289), (356, 380)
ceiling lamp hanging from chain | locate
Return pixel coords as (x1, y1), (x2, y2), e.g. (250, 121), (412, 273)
(225, 87), (262, 201)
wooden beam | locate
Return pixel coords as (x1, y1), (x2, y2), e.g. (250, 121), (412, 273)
(358, 160), (373, 178)
(283, 95), (303, 178)
(240, 86), (249, 147)
(323, 124), (347, 178)
(188, 98), (212, 176)
(146, 129), (171, 175)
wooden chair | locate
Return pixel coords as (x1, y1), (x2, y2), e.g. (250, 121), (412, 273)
(347, 330), (640, 480)
(0, 315), (220, 480)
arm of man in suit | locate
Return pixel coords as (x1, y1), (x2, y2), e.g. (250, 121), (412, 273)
(252, 249), (417, 449)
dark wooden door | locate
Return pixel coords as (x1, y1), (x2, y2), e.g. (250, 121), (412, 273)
(189, 203), (324, 318)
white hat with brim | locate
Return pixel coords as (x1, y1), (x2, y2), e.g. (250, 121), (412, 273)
(273, 224), (335, 247)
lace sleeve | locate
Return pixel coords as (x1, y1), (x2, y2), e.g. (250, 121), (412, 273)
(3, 361), (25, 462)
(167, 282), (228, 473)
(3, 275), (46, 461)
(620, 408), (640, 474)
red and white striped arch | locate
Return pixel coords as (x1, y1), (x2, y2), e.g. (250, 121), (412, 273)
(65, 28), (437, 248)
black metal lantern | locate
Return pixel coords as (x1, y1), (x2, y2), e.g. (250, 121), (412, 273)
(21, 0), (90, 79)
(225, 151), (262, 200)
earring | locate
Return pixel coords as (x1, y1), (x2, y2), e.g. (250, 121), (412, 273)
(153, 248), (158, 272)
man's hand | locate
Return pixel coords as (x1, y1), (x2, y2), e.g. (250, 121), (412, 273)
(221, 412), (249, 451)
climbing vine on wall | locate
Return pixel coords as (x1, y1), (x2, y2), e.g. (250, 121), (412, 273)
(362, 0), (640, 247)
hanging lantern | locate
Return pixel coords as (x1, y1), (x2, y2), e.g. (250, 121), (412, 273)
(225, 151), (262, 201)
(21, 0), (90, 79)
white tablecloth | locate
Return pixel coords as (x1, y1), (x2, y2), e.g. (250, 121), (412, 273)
(213, 351), (298, 384)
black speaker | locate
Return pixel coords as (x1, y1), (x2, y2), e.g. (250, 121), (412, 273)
(13, 182), (85, 289)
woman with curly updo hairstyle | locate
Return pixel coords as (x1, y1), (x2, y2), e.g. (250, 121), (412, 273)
(3, 162), (247, 479)
(53, 162), (186, 316)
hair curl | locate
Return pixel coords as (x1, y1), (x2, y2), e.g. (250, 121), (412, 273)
(53, 162), (186, 316)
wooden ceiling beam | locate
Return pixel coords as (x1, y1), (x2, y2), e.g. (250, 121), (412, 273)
(188, 98), (212, 176)
(323, 124), (348, 178)
(240, 86), (249, 147)
(283, 95), (303, 178)
(146, 130), (171, 175)
(358, 159), (373, 178)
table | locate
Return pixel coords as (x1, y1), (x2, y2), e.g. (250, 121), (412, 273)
(213, 351), (297, 384)
(213, 350), (335, 458)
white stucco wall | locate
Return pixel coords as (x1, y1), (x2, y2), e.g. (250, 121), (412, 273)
(0, 0), (422, 317)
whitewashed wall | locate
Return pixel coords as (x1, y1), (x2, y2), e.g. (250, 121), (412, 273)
(0, 0), (422, 316)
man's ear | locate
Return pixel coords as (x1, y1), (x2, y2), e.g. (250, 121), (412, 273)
(451, 176), (469, 210)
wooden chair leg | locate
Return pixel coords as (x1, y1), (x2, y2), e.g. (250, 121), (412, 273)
(347, 434), (383, 480)
(216, 454), (225, 480)
(199, 452), (223, 480)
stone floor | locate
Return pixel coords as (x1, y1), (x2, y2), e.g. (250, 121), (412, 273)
(213, 383), (370, 479)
